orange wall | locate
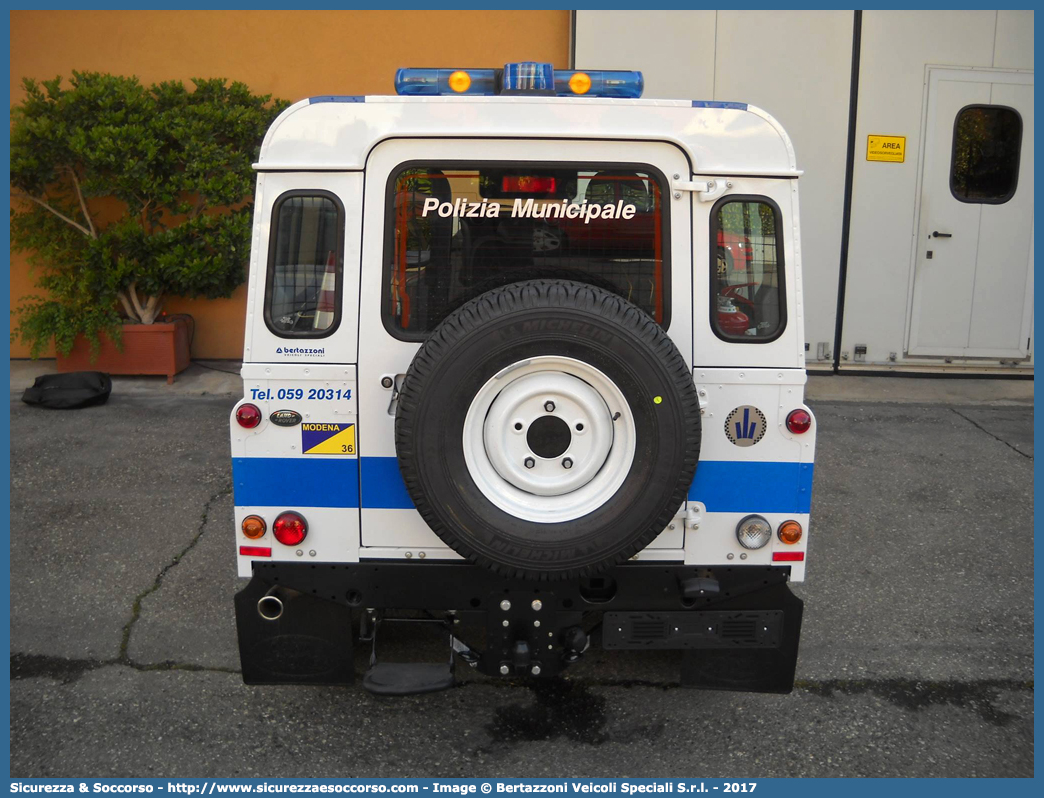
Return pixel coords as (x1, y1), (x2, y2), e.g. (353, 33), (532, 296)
(9, 10), (571, 359)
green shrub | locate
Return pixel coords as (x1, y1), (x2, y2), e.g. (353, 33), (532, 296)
(10, 72), (287, 357)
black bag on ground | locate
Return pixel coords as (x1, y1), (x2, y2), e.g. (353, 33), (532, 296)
(21, 371), (112, 409)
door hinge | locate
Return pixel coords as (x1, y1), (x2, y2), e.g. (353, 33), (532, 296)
(679, 503), (704, 531)
(671, 176), (733, 202)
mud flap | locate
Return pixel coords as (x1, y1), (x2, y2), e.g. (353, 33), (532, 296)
(234, 574), (354, 685)
(679, 581), (804, 694)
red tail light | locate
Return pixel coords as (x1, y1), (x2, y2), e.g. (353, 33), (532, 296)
(786, 409), (812, 434)
(772, 551), (805, 562)
(236, 404), (262, 428)
(239, 545), (271, 557)
(273, 511), (308, 546)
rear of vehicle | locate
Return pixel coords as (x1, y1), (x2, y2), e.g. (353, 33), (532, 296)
(230, 63), (815, 694)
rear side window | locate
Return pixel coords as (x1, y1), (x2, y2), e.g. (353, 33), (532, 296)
(950, 105), (1022, 204)
(711, 197), (785, 342)
(384, 163), (669, 339)
(264, 191), (344, 338)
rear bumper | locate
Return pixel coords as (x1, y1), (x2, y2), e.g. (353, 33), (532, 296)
(235, 561), (803, 693)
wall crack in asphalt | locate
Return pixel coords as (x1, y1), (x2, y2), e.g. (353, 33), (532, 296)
(950, 407), (1032, 459)
(118, 482), (234, 666)
(10, 652), (240, 683)
(11, 649), (1032, 728)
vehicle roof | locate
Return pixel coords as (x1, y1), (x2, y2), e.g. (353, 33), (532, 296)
(255, 95), (799, 177)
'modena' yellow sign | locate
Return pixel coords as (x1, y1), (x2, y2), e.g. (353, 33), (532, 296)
(867, 135), (906, 163)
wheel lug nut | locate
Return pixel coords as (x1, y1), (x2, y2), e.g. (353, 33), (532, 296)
(562, 458), (573, 469)
(544, 401), (555, 412)
(524, 457), (535, 469)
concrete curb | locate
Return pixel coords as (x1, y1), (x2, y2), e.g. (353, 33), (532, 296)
(10, 359), (242, 397)
(805, 374), (1033, 405)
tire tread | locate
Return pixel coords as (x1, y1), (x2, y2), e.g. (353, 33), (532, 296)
(395, 280), (701, 580)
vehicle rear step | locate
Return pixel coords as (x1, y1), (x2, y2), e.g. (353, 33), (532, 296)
(360, 613), (468, 696)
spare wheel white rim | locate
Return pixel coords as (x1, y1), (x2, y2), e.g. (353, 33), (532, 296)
(462, 356), (636, 524)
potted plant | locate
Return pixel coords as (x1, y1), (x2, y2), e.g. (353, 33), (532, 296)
(10, 72), (286, 382)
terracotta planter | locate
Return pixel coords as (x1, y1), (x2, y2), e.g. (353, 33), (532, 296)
(55, 317), (191, 384)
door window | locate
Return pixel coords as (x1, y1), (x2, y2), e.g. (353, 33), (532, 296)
(950, 105), (1022, 204)
(383, 163), (669, 338)
(710, 197), (786, 342)
(264, 192), (344, 337)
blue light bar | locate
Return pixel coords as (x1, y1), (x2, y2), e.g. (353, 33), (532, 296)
(393, 65), (645, 99)
(394, 68), (497, 96)
(502, 62), (554, 93)
(554, 70), (644, 99)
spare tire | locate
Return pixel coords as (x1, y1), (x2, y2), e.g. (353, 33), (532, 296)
(395, 280), (701, 580)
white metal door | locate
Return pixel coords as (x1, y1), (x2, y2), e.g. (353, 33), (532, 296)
(908, 68), (1034, 358)
(356, 138), (692, 553)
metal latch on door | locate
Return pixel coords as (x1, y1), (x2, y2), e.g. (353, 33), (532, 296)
(671, 175), (733, 202)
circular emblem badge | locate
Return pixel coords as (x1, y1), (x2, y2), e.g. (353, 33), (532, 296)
(725, 405), (767, 447)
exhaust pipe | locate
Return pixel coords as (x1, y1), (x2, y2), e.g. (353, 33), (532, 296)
(257, 588), (284, 621)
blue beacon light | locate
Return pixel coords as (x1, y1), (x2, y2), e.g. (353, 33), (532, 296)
(394, 68), (497, 96)
(393, 64), (644, 99)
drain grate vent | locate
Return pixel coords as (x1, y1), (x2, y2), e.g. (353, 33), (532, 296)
(721, 618), (758, 644)
(603, 610), (783, 650)
(631, 620), (669, 641)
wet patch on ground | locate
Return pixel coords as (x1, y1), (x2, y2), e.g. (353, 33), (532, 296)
(10, 652), (108, 684)
(801, 678), (1032, 727)
(483, 678), (666, 747)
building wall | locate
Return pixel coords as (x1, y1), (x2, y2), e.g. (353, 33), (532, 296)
(576, 10), (854, 368)
(9, 10), (570, 359)
(841, 9), (1034, 368)
(576, 9), (1035, 373)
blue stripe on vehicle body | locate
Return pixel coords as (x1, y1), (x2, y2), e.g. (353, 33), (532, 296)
(689, 461), (813, 514)
(691, 100), (748, 110)
(232, 457), (359, 508)
(309, 95), (365, 104)
(360, 455), (414, 510)
(232, 457), (812, 514)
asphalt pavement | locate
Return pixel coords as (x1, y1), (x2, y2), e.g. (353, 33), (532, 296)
(8, 375), (1034, 778)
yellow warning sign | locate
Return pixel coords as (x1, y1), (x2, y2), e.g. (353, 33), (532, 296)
(867, 135), (906, 163)
(302, 422), (356, 455)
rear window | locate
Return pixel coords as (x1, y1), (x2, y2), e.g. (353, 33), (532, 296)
(710, 197), (786, 342)
(384, 163), (669, 338)
(264, 191), (344, 338)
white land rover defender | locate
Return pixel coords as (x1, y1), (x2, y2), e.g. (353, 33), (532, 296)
(230, 63), (816, 695)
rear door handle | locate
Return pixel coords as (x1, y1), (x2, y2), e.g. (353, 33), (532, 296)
(932, 230), (952, 238)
